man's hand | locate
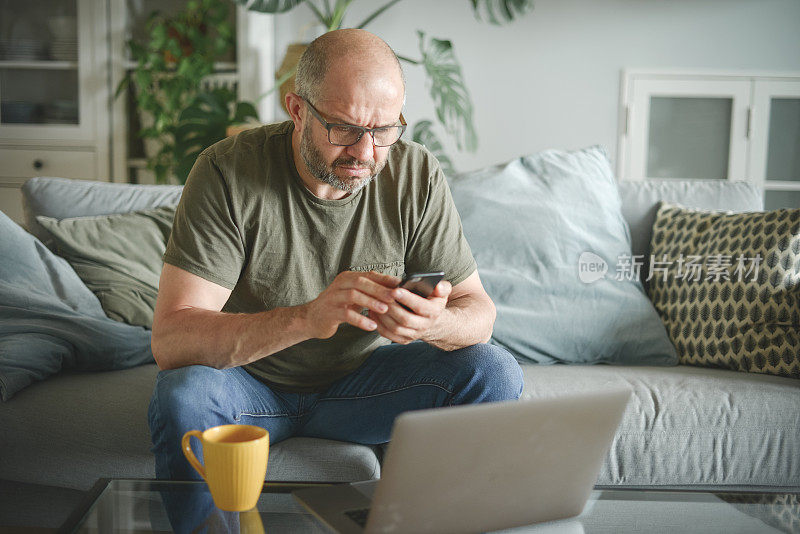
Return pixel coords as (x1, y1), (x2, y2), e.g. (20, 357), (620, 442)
(367, 280), (452, 344)
(302, 271), (400, 339)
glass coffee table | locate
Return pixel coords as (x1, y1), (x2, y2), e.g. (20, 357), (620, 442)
(60, 479), (800, 533)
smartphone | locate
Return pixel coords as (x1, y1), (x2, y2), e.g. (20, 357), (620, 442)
(398, 271), (446, 298)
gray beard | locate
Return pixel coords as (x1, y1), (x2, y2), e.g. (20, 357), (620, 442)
(300, 126), (385, 194)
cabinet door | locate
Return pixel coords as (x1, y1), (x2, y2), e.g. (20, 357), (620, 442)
(624, 77), (750, 182)
(749, 80), (800, 210)
(0, 0), (96, 142)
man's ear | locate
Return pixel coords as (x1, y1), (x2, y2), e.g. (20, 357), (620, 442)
(285, 92), (305, 128)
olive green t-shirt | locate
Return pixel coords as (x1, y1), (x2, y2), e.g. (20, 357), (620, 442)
(163, 121), (477, 392)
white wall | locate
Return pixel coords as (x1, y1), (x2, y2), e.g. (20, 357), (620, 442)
(269, 0), (800, 174)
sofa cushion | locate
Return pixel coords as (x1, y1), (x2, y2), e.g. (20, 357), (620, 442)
(521, 363), (800, 487)
(21, 177), (183, 247)
(0, 211), (153, 401)
(616, 179), (763, 281)
(647, 203), (800, 379)
(0, 364), (381, 491)
(448, 145), (677, 366)
(36, 205), (177, 328)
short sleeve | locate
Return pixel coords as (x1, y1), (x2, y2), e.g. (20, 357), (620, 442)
(405, 167), (477, 286)
(162, 153), (245, 290)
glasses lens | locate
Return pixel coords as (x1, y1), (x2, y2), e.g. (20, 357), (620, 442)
(329, 125), (362, 146)
(372, 126), (404, 147)
(328, 125), (405, 147)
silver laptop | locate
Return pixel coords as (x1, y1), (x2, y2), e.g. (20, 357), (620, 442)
(293, 388), (631, 533)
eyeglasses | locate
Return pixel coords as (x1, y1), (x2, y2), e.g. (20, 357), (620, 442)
(303, 98), (406, 147)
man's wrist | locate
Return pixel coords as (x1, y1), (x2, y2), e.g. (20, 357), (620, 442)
(419, 306), (449, 347)
(238, 304), (314, 366)
(419, 296), (495, 351)
(290, 303), (312, 340)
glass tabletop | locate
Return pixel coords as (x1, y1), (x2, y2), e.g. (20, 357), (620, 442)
(66, 479), (330, 534)
(63, 479), (800, 534)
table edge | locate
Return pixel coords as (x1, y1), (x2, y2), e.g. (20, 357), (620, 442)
(57, 479), (800, 533)
(57, 478), (340, 534)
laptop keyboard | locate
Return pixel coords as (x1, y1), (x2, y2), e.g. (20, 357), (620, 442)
(344, 508), (371, 527)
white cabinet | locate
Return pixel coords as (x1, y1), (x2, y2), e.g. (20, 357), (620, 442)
(750, 81), (800, 210)
(0, 0), (109, 225)
(618, 70), (800, 210)
(0, 0), (274, 222)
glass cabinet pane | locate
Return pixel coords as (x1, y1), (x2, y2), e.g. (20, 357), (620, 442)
(765, 190), (800, 210)
(765, 98), (800, 182)
(647, 97), (732, 180)
(0, 0), (78, 61)
(0, 69), (79, 124)
(0, 0), (79, 126)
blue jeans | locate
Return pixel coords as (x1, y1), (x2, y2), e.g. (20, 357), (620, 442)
(148, 341), (524, 480)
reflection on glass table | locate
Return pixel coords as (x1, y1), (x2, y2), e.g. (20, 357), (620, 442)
(64, 480), (800, 534)
(67, 479), (328, 534)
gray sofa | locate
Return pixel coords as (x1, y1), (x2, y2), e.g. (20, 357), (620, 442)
(1, 176), (799, 529)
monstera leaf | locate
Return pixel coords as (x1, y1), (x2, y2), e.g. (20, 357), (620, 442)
(173, 88), (258, 183)
(232, 0), (305, 13)
(233, 0), (333, 29)
(470, 0), (535, 24)
(412, 120), (455, 177)
(417, 31), (477, 153)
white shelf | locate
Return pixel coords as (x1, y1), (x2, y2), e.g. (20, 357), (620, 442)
(0, 60), (79, 70)
(122, 60), (237, 71)
(127, 158), (147, 169)
(764, 181), (800, 191)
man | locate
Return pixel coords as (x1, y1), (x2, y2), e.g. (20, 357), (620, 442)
(149, 28), (523, 481)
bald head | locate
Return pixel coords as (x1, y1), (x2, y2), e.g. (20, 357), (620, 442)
(295, 29), (405, 105)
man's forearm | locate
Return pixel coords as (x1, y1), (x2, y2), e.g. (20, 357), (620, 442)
(422, 295), (496, 352)
(151, 305), (310, 370)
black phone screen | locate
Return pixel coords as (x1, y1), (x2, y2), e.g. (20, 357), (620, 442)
(399, 272), (445, 298)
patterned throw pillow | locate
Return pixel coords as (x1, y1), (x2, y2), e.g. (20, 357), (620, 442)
(647, 202), (800, 379)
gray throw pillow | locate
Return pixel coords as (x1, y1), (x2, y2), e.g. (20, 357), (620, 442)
(0, 210), (153, 401)
(448, 145), (678, 366)
(36, 205), (176, 328)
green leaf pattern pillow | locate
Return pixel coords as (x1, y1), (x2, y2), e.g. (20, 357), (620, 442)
(647, 203), (800, 379)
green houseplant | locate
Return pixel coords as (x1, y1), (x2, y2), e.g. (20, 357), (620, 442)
(235, 0), (534, 174)
(117, 0), (258, 184)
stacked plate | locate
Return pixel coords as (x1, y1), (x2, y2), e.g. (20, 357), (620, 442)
(49, 38), (78, 61)
(47, 16), (78, 62)
(1, 101), (40, 124)
(43, 100), (79, 124)
(0, 38), (47, 60)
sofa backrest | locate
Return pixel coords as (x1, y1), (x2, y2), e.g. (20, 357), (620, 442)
(21, 177), (184, 247)
(22, 176), (764, 264)
(617, 179), (763, 259)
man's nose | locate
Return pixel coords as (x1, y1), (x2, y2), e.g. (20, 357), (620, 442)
(346, 131), (375, 162)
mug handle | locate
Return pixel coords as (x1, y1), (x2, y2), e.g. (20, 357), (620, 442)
(182, 430), (206, 480)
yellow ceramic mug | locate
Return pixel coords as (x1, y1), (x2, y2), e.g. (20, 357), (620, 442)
(182, 424), (269, 512)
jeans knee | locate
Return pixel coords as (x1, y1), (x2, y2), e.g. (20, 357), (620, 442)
(149, 365), (225, 432)
(451, 343), (524, 403)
